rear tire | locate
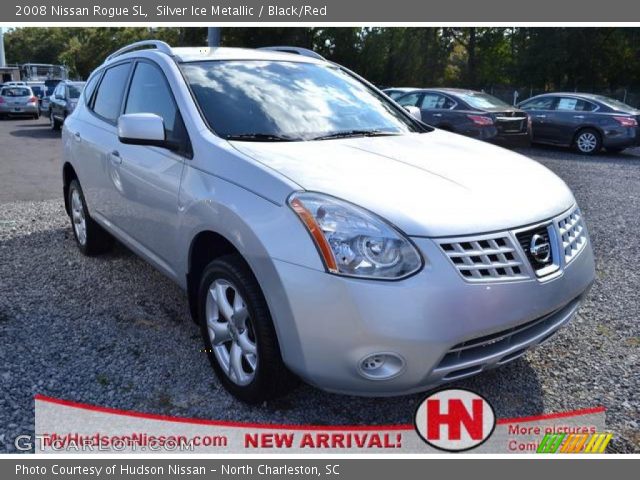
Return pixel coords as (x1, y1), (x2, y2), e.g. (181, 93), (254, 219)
(67, 179), (113, 256)
(50, 113), (60, 131)
(573, 128), (602, 155)
(198, 254), (297, 404)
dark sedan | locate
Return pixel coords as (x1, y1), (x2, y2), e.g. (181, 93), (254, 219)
(518, 93), (640, 154)
(49, 81), (85, 131)
(395, 88), (530, 144)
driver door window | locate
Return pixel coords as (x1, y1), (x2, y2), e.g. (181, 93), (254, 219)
(124, 61), (189, 156)
(520, 97), (555, 111)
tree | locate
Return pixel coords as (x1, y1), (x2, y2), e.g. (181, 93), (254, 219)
(5, 26), (640, 98)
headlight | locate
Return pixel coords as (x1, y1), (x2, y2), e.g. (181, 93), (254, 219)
(289, 192), (423, 279)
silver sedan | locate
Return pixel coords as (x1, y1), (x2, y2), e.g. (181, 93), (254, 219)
(0, 86), (40, 119)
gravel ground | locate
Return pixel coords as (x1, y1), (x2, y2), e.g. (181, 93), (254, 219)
(0, 118), (638, 452)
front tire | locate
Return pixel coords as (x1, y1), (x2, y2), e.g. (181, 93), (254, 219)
(67, 179), (113, 255)
(574, 128), (602, 155)
(198, 254), (297, 403)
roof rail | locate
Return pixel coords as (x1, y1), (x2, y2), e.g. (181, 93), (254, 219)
(106, 40), (173, 62)
(258, 46), (326, 61)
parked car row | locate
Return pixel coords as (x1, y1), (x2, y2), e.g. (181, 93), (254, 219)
(0, 80), (86, 130)
(384, 87), (640, 154)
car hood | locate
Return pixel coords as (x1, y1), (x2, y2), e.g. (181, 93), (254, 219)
(231, 130), (575, 237)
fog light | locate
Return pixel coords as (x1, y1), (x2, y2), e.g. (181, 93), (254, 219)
(358, 353), (405, 380)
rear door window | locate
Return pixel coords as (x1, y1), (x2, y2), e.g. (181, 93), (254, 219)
(92, 62), (131, 123)
(556, 98), (597, 112)
(83, 75), (100, 105)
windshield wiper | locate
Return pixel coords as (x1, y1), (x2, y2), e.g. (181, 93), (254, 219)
(225, 133), (297, 142)
(311, 129), (400, 141)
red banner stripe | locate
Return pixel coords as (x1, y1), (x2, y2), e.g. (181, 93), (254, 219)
(34, 394), (605, 431)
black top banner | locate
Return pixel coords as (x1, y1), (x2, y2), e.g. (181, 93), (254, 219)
(4, 0), (640, 22)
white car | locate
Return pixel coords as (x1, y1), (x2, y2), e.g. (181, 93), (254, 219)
(61, 41), (595, 403)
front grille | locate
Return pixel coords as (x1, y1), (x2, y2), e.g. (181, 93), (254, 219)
(439, 205), (588, 283)
(439, 235), (527, 281)
(515, 225), (554, 274)
(431, 297), (581, 381)
(557, 209), (587, 264)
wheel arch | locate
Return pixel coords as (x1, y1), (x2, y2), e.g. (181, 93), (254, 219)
(182, 208), (310, 371)
(573, 125), (603, 145)
(186, 230), (242, 322)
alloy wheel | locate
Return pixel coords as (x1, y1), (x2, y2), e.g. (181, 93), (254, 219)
(577, 132), (598, 153)
(206, 279), (258, 386)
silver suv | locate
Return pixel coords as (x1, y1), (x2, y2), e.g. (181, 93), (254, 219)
(62, 41), (595, 403)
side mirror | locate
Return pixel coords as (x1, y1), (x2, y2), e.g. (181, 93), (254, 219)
(118, 113), (176, 150)
(405, 106), (422, 121)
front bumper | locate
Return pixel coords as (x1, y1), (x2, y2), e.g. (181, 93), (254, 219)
(269, 210), (595, 396)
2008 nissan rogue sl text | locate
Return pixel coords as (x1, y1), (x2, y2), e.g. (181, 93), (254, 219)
(61, 41), (595, 403)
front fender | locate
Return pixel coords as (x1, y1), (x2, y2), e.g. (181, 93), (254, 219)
(177, 166), (325, 367)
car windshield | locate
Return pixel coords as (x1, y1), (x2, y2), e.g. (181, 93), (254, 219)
(1, 87), (31, 97)
(30, 86), (44, 96)
(68, 84), (83, 99)
(181, 60), (421, 141)
(593, 95), (637, 112)
(457, 92), (511, 109)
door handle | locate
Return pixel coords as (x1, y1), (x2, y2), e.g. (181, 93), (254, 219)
(433, 113), (443, 117)
(110, 150), (122, 165)
(535, 114), (547, 118)
(573, 115), (585, 119)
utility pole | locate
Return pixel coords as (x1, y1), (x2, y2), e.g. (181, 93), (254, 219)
(208, 27), (221, 47)
(0, 27), (6, 67)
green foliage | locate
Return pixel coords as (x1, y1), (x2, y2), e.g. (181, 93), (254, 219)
(5, 27), (640, 93)
(4, 27), (202, 78)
